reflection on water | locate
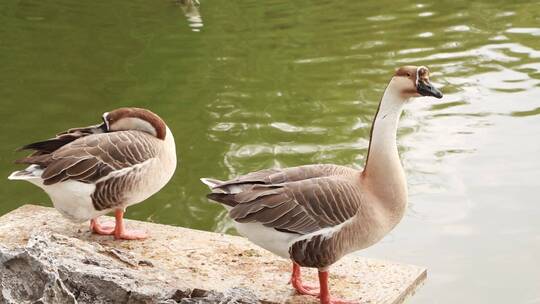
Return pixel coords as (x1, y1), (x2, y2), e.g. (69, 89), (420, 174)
(177, 0), (203, 32)
(0, 0), (539, 303)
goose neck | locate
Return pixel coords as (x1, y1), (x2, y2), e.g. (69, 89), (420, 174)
(362, 84), (408, 218)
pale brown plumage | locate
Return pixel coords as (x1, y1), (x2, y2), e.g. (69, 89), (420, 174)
(10, 108), (177, 241)
(16, 130), (161, 210)
(203, 66), (443, 304)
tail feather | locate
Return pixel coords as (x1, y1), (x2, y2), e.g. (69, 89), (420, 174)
(206, 193), (238, 207)
(201, 177), (242, 207)
(14, 153), (51, 166)
(200, 177), (224, 189)
(8, 165), (43, 181)
(8, 171), (22, 180)
(200, 177), (256, 194)
(9, 171), (35, 180)
(203, 177), (284, 209)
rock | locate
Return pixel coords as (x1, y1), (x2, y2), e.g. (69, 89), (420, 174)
(0, 205), (427, 304)
(0, 231), (257, 304)
(179, 288), (258, 304)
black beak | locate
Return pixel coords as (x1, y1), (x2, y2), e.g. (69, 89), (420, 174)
(417, 79), (443, 99)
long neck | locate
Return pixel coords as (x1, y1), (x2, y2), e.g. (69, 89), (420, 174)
(362, 81), (408, 218)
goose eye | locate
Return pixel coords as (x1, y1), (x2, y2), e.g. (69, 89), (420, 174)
(406, 73), (411, 77)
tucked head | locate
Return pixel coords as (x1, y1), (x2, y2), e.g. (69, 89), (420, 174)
(101, 107), (167, 140)
(391, 66), (443, 99)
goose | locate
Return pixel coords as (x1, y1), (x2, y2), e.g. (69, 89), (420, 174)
(201, 66), (442, 304)
(8, 107), (177, 240)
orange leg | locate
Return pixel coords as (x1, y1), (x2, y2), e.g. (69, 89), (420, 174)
(113, 209), (148, 240)
(290, 262), (320, 296)
(89, 217), (115, 235)
(318, 270), (357, 304)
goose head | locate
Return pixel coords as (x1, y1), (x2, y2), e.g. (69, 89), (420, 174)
(102, 107), (167, 140)
(390, 66), (443, 99)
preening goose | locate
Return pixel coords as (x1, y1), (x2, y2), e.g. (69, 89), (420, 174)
(9, 107), (177, 240)
(202, 66), (442, 304)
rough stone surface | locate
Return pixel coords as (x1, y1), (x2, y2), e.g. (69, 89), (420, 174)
(0, 232), (258, 304)
(0, 205), (427, 304)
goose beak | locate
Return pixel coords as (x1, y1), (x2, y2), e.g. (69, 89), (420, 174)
(99, 122), (108, 132)
(101, 112), (110, 131)
(417, 79), (443, 99)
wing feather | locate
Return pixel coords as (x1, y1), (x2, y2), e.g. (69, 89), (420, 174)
(17, 123), (106, 156)
(212, 176), (362, 235)
(17, 131), (159, 186)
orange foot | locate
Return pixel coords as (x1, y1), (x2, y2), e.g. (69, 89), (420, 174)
(293, 280), (320, 296)
(114, 228), (148, 240)
(90, 218), (115, 235)
(318, 270), (357, 304)
(290, 262), (320, 296)
(110, 209), (149, 240)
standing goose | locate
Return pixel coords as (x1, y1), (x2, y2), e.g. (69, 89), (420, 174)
(201, 66), (442, 304)
(9, 107), (177, 240)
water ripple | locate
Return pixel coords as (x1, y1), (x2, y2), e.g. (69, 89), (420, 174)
(2, 1), (540, 302)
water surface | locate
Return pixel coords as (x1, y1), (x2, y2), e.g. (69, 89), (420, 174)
(1, 1), (539, 303)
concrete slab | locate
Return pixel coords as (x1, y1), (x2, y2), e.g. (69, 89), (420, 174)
(0, 205), (426, 303)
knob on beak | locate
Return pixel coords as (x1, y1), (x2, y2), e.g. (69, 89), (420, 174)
(417, 79), (443, 99)
(416, 67), (443, 99)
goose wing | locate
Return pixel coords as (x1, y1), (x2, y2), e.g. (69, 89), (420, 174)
(208, 176), (363, 235)
(16, 130), (159, 186)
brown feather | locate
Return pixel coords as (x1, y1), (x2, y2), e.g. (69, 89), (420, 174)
(17, 130), (160, 187)
(209, 173), (361, 235)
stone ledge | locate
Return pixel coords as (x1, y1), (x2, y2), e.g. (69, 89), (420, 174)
(0, 205), (426, 303)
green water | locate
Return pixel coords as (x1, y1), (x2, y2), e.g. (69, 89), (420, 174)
(1, 0), (539, 302)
